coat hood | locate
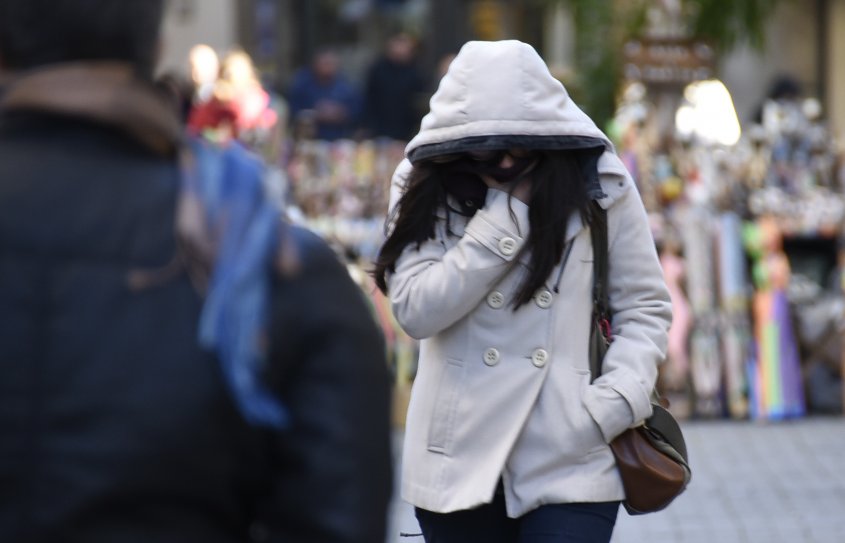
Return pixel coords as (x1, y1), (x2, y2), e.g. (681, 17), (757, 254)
(406, 40), (614, 164)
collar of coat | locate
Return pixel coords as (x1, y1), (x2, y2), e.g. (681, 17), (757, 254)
(0, 62), (182, 157)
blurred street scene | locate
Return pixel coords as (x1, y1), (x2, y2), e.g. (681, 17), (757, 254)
(157, 1), (845, 538)
(3, 0), (845, 541)
(157, 0), (845, 424)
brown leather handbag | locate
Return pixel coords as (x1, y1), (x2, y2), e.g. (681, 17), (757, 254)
(588, 202), (691, 515)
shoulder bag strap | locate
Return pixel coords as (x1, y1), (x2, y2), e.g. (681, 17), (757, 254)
(589, 200), (610, 379)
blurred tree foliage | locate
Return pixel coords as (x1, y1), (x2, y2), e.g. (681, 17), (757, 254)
(689, 0), (785, 51)
(538, 0), (787, 128)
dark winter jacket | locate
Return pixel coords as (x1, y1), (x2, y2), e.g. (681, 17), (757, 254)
(0, 64), (392, 543)
(287, 68), (361, 141)
(362, 57), (426, 142)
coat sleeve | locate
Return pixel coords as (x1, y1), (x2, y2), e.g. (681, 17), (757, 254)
(582, 175), (672, 443)
(260, 226), (393, 543)
(386, 165), (531, 340)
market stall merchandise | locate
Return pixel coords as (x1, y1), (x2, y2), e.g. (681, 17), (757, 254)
(286, 138), (418, 390)
(612, 79), (844, 420)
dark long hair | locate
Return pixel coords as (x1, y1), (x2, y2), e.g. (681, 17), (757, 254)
(373, 150), (592, 308)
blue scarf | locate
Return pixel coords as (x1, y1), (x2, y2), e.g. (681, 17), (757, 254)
(180, 139), (291, 429)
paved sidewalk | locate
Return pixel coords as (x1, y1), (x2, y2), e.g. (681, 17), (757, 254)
(388, 418), (845, 543)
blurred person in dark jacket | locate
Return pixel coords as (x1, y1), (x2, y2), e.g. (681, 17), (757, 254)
(0, 2), (392, 543)
(361, 33), (427, 142)
(287, 48), (361, 141)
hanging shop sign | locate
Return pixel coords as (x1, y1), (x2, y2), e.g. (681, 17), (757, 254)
(623, 37), (715, 87)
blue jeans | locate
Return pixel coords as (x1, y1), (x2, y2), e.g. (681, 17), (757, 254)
(414, 489), (619, 543)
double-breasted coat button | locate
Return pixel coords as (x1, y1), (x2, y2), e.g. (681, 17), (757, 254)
(487, 291), (505, 309)
(483, 348), (501, 366)
(531, 348), (549, 368)
(498, 236), (517, 256)
(534, 289), (553, 309)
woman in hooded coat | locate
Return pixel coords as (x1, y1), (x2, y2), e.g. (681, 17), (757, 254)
(374, 40), (672, 542)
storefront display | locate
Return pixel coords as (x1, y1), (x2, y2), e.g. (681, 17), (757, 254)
(744, 217), (806, 419)
(612, 77), (845, 419)
(286, 139), (404, 259)
(285, 138), (416, 385)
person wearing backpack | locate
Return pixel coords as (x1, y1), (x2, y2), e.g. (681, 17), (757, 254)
(0, 2), (392, 542)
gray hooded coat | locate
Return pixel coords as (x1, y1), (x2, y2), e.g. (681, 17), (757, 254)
(386, 40), (672, 517)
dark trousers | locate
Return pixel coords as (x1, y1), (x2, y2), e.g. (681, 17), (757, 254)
(414, 490), (619, 543)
